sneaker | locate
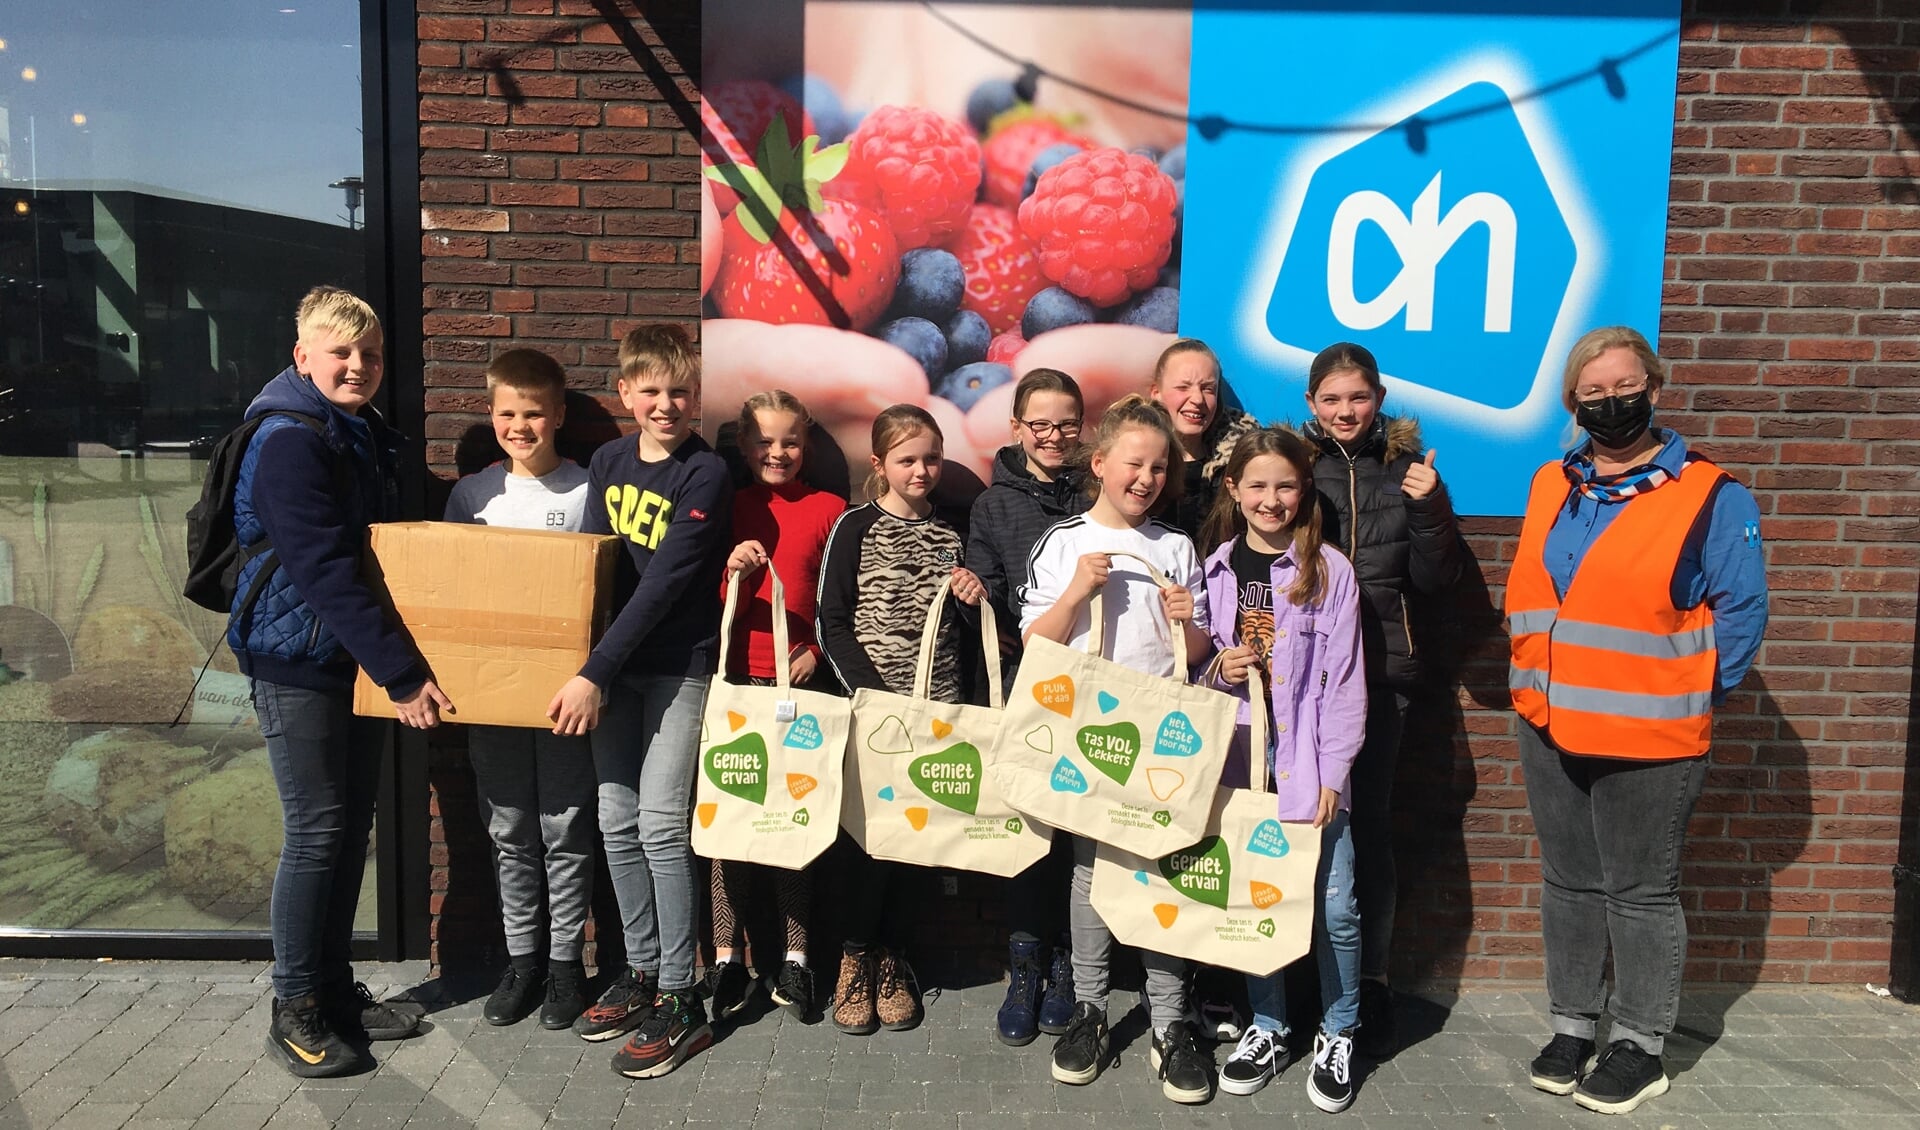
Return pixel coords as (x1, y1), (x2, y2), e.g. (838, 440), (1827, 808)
(268, 994), (366, 1078)
(324, 981), (421, 1041)
(1198, 996), (1245, 1043)
(540, 960), (588, 1031)
(1357, 980), (1397, 1060)
(705, 960), (755, 1020)
(611, 990), (713, 1079)
(484, 960), (545, 1026)
(1150, 1019), (1214, 1104)
(1528, 1033), (1597, 1096)
(767, 961), (814, 1021)
(1219, 1024), (1287, 1097)
(830, 949), (878, 1036)
(874, 948), (922, 1032)
(996, 939), (1044, 1046)
(1306, 1028), (1357, 1113)
(1573, 1040), (1668, 1115)
(1037, 946), (1076, 1035)
(1049, 1001), (1110, 1085)
(573, 966), (654, 1042)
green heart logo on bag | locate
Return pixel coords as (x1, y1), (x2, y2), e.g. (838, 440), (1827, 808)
(704, 733), (767, 805)
(1076, 722), (1141, 785)
(1158, 835), (1231, 910)
(908, 743), (983, 815)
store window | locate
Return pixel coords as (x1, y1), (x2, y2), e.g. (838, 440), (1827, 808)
(0, 2), (373, 934)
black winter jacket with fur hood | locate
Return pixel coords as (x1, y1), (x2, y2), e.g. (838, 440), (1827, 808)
(1304, 414), (1461, 690)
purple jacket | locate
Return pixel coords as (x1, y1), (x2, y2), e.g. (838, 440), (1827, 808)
(1203, 538), (1368, 821)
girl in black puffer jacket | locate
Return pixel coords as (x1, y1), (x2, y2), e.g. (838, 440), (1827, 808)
(1303, 342), (1461, 1058)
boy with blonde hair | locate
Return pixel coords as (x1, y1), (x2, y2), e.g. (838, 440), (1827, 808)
(444, 348), (595, 1029)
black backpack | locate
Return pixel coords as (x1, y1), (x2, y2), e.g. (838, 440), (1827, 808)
(182, 411), (333, 619)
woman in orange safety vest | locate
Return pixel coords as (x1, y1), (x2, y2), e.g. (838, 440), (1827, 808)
(1507, 326), (1768, 1117)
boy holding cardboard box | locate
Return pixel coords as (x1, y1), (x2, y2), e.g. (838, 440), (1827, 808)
(444, 348), (595, 1030)
(547, 325), (732, 1080)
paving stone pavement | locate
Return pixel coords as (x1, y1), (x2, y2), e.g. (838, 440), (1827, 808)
(1, 959), (1917, 1129)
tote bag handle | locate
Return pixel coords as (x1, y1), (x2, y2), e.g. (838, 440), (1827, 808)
(718, 561), (795, 691)
(912, 576), (1004, 709)
(1085, 549), (1190, 677)
(1246, 666), (1270, 795)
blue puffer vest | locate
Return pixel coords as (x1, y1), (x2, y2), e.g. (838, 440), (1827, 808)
(226, 366), (403, 680)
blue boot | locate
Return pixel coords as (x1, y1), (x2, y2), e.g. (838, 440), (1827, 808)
(1038, 945), (1077, 1035)
(996, 939), (1044, 1046)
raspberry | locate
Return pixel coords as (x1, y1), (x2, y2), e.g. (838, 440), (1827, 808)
(700, 81), (814, 214)
(986, 331), (1026, 366)
(947, 203), (1046, 336)
(981, 117), (1092, 209)
(839, 105), (982, 250)
(1018, 148), (1178, 307)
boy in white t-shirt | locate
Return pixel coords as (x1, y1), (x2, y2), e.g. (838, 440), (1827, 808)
(444, 348), (595, 1029)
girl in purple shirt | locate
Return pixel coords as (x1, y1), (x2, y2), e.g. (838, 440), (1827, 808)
(1199, 427), (1368, 1113)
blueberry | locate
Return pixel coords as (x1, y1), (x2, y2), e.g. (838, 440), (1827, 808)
(966, 77), (1022, 134)
(1158, 143), (1186, 181)
(1022, 143), (1084, 201)
(877, 317), (949, 381)
(779, 74), (851, 144)
(1022, 287), (1098, 339)
(888, 248), (965, 323)
(943, 309), (991, 369)
(1157, 265), (1181, 291)
(932, 362), (1014, 412)
(1115, 287), (1180, 333)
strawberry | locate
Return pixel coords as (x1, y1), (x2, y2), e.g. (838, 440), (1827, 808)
(838, 105), (982, 250)
(947, 203), (1046, 336)
(980, 116), (1093, 209)
(1019, 147), (1178, 307)
(700, 80), (815, 215)
(708, 121), (898, 330)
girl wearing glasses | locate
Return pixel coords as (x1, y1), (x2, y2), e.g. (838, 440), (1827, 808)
(965, 367), (1089, 1049)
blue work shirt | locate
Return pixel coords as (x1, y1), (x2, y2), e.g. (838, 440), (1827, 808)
(1544, 428), (1769, 704)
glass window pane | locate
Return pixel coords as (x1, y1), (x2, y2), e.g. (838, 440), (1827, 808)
(0, 2), (374, 933)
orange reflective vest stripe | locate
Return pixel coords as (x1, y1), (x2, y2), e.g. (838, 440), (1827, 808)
(1506, 457), (1728, 760)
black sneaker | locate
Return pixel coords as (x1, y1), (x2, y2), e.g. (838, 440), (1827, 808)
(1219, 1023), (1287, 1097)
(768, 960), (814, 1021)
(573, 966), (654, 1042)
(1306, 1028), (1357, 1113)
(1049, 1002), (1110, 1085)
(1528, 1033), (1597, 1096)
(1150, 1019), (1214, 1105)
(705, 961), (755, 1020)
(268, 994), (366, 1078)
(540, 960), (588, 1031)
(324, 981), (421, 1041)
(1357, 980), (1397, 1060)
(611, 990), (714, 1079)
(484, 960), (546, 1026)
(1573, 1040), (1668, 1115)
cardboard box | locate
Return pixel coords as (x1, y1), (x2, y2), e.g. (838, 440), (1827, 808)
(352, 522), (621, 728)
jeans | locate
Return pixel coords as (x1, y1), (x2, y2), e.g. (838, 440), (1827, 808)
(1519, 722), (1708, 1056)
(1348, 689), (1409, 982)
(1004, 830), (1074, 945)
(590, 671), (707, 993)
(467, 724), (597, 962)
(1069, 836), (1188, 1029)
(253, 679), (382, 1002)
(1245, 810), (1361, 1036)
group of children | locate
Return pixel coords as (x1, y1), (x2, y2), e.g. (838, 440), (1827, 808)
(234, 287), (1444, 1112)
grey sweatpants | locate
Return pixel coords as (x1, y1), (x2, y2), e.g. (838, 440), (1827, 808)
(1071, 836), (1190, 1030)
(468, 724), (597, 962)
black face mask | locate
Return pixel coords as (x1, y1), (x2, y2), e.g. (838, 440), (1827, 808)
(1576, 390), (1654, 450)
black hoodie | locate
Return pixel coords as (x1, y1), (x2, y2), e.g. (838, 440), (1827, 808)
(966, 444), (1090, 662)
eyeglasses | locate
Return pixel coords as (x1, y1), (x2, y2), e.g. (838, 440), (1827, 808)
(1573, 377), (1649, 404)
(1021, 418), (1082, 440)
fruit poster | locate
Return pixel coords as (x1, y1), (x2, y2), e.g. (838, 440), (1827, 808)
(696, 0), (1680, 514)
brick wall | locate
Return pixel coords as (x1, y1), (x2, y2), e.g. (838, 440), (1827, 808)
(414, 0), (1920, 987)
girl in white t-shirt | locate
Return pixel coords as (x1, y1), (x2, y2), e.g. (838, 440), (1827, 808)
(1019, 394), (1217, 1105)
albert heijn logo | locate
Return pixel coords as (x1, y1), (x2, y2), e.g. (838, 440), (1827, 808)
(1268, 81), (1578, 411)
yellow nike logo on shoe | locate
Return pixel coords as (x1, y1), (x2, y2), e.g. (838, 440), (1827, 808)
(283, 1038), (327, 1065)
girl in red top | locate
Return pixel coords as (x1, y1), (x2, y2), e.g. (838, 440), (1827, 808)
(708, 390), (846, 1025)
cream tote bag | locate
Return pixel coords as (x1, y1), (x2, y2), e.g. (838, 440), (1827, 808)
(1090, 670), (1323, 975)
(840, 578), (1052, 877)
(987, 550), (1235, 857)
(691, 563), (848, 868)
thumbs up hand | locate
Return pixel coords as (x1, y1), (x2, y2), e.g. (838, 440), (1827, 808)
(1402, 449), (1441, 500)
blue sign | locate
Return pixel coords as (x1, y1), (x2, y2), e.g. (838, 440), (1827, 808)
(1182, 1), (1680, 515)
